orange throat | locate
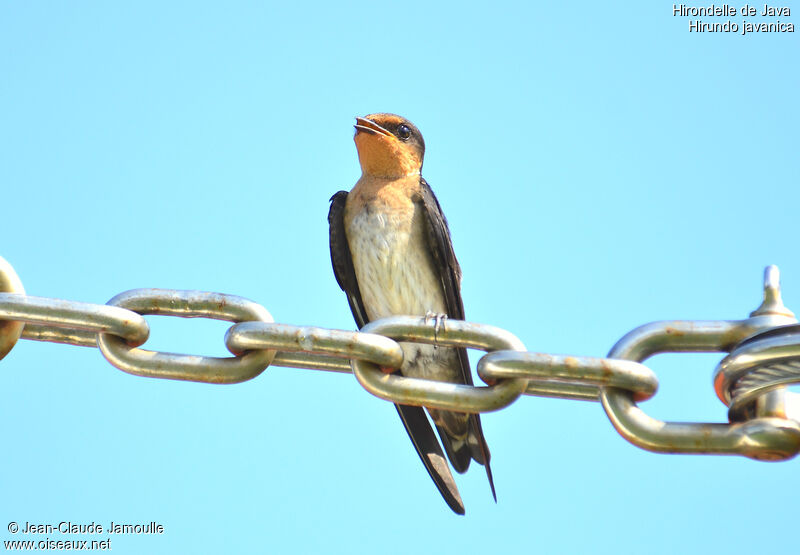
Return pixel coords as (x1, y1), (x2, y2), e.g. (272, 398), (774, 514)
(354, 132), (421, 178)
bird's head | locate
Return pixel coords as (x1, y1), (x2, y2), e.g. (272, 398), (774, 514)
(354, 113), (425, 178)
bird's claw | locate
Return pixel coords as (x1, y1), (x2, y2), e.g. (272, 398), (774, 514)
(425, 311), (448, 345)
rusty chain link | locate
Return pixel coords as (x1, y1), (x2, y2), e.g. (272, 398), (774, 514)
(2, 256), (800, 461)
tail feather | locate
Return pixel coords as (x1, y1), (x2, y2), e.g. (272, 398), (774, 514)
(394, 404), (465, 515)
(435, 424), (471, 473)
(435, 412), (497, 503)
(469, 414), (496, 502)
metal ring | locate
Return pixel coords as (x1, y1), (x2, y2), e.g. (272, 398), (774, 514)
(97, 289), (275, 384)
(603, 318), (800, 460)
(0, 257), (25, 361)
(350, 316), (528, 413)
(0, 295), (150, 347)
(478, 351), (658, 402)
(714, 324), (800, 419)
(225, 321), (404, 373)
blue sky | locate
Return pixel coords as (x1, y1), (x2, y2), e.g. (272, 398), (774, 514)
(1, 2), (798, 553)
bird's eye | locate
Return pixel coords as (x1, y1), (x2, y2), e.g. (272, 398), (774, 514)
(397, 124), (411, 140)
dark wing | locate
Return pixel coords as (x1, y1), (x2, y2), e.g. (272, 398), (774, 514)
(328, 191), (465, 515)
(416, 178), (496, 501)
(328, 191), (368, 328)
(416, 178), (465, 321)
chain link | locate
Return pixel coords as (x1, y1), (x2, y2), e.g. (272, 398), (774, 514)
(478, 351), (658, 402)
(603, 317), (800, 460)
(352, 317), (528, 412)
(0, 257), (25, 359)
(3, 256), (800, 460)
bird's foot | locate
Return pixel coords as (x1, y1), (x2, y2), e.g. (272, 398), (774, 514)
(425, 311), (448, 345)
(380, 366), (395, 375)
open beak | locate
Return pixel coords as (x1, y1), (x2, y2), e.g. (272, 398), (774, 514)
(354, 117), (393, 138)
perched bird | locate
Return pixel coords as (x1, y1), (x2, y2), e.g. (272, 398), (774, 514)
(328, 113), (494, 514)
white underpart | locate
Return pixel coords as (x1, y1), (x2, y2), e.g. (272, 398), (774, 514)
(347, 206), (459, 382)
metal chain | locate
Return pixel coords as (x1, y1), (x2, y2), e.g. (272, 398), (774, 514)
(2, 256), (800, 461)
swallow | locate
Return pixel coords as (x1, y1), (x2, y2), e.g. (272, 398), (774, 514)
(328, 113), (495, 514)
